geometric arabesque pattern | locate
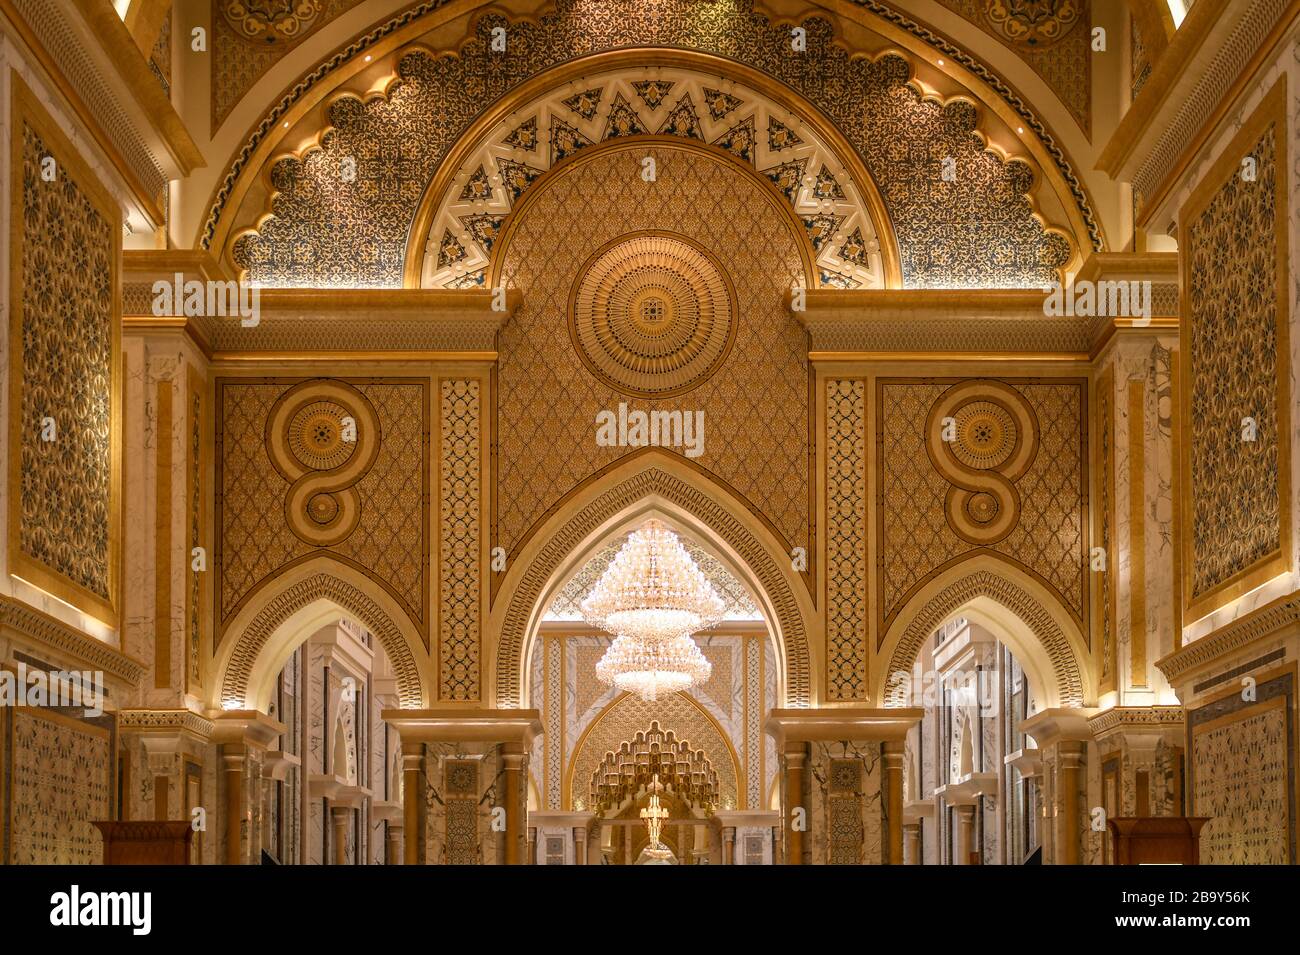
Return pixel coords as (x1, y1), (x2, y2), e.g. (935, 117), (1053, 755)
(230, 0), (1073, 289)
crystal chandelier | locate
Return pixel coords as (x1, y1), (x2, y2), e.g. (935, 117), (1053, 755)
(594, 632), (712, 701)
(581, 520), (725, 644)
(582, 519), (721, 700)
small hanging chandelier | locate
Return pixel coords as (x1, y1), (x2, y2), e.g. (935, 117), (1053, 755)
(594, 632), (712, 701)
(582, 519), (721, 700)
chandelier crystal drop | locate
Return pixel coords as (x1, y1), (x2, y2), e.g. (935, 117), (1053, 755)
(580, 519), (726, 644)
(594, 632), (713, 701)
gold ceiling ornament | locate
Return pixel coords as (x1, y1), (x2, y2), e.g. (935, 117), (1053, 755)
(582, 519), (725, 644)
(981, 0), (1083, 49)
(590, 721), (719, 815)
(222, 1), (323, 45)
(569, 232), (737, 398)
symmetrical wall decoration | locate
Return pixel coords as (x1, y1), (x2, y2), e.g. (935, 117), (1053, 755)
(1, 706), (115, 864)
(1179, 77), (1291, 621)
(228, 0), (1076, 289)
(568, 232), (738, 397)
(217, 378), (429, 641)
(1188, 668), (1295, 864)
(808, 741), (883, 865)
(438, 379), (482, 701)
(7, 76), (121, 625)
(495, 465), (810, 708)
(493, 142), (811, 566)
(443, 758), (480, 865)
(924, 380), (1039, 546)
(825, 379), (867, 701)
(877, 379), (1087, 638)
(417, 66), (891, 290)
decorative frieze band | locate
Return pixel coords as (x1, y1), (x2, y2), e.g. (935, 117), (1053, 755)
(0, 596), (143, 685)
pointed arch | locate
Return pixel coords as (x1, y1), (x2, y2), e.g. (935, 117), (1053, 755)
(214, 556), (427, 710)
(488, 452), (816, 708)
(878, 556), (1090, 709)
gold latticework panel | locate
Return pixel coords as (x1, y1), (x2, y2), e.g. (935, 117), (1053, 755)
(1183, 112), (1287, 607)
(495, 144), (809, 560)
(825, 379), (867, 701)
(877, 379), (1087, 638)
(439, 379), (482, 700)
(8, 83), (118, 622)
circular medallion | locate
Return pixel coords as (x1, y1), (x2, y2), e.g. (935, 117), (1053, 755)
(950, 400), (1018, 470)
(569, 232), (737, 398)
(288, 401), (355, 471)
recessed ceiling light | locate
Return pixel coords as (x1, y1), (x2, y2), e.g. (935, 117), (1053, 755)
(364, 55), (371, 62)
(1017, 126), (1024, 134)
(937, 59), (944, 66)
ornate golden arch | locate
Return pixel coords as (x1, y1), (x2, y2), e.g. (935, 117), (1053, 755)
(217, 561), (425, 710)
(878, 561), (1089, 708)
(490, 456), (814, 708)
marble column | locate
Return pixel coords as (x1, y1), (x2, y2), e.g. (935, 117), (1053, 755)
(1056, 741), (1085, 865)
(213, 711), (285, 865)
(502, 747), (525, 864)
(902, 823), (920, 865)
(386, 823), (404, 865)
(401, 741), (425, 865)
(527, 827), (537, 865)
(572, 825), (587, 865)
(221, 752), (244, 866)
(783, 745), (806, 865)
(331, 807), (349, 865)
(884, 739), (904, 864)
(954, 805), (976, 864)
(722, 826), (736, 865)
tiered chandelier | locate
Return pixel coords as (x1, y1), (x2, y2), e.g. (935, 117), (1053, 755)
(581, 519), (724, 701)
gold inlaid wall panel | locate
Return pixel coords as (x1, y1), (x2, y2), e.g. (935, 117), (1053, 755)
(216, 378), (429, 647)
(876, 378), (1088, 642)
(492, 143), (811, 564)
(438, 378), (482, 701)
(1178, 77), (1291, 622)
(6, 73), (121, 626)
(825, 378), (868, 701)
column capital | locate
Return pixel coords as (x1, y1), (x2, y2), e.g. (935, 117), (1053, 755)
(381, 708), (543, 748)
(766, 707), (921, 747)
(1019, 706), (1101, 748)
(210, 709), (286, 749)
